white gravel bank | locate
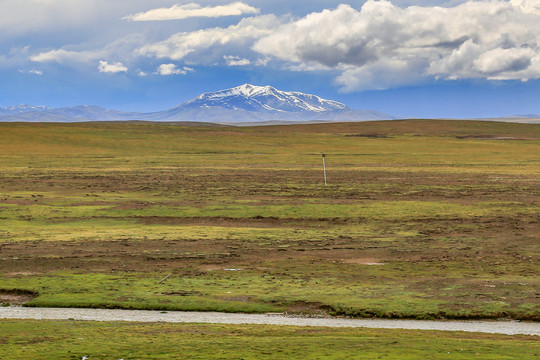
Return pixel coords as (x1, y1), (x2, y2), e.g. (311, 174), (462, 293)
(0, 307), (538, 336)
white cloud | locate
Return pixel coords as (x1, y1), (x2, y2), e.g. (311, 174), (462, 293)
(255, 56), (271, 66)
(156, 63), (194, 75)
(18, 69), (43, 75)
(138, 14), (281, 62)
(336, 60), (428, 92)
(224, 55), (251, 66)
(8, 0), (540, 93)
(98, 60), (128, 73)
(252, 0), (540, 91)
(29, 34), (147, 68)
(474, 47), (534, 75)
(510, 0), (540, 14)
(124, 2), (259, 21)
(31, 49), (90, 63)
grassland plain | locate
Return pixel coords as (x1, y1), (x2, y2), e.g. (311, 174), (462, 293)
(0, 120), (538, 321)
(0, 320), (538, 359)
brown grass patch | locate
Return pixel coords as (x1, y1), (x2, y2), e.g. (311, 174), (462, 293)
(342, 258), (386, 265)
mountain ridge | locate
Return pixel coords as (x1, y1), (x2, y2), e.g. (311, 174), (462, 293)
(0, 84), (395, 123)
(179, 84), (348, 113)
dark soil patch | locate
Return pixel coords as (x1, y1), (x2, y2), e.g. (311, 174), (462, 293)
(0, 289), (38, 305)
(344, 134), (390, 138)
(283, 301), (330, 317)
(162, 290), (202, 296)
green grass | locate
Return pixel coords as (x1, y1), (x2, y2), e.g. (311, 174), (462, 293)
(0, 120), (538, 320)
(2, 200), (536, 224)
(0, 320), (538, 359)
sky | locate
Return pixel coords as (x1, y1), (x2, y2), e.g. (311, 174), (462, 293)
(1, 0), (540, 118)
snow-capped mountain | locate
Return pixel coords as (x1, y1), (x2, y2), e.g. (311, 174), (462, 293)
(159, 84), (392, 122)
(0, 84), (395, 123)
(179, 84), (348, 113)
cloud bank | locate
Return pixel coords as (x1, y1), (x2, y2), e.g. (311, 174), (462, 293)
(252, 0), (540, 90)
(10, 0), (540, 93)
(138, 15), (280, 62)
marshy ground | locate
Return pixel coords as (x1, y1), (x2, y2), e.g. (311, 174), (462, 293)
(0, 120), (538, 320)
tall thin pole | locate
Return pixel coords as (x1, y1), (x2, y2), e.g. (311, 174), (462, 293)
(322, 153), (327, 186)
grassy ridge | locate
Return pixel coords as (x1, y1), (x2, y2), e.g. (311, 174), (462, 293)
(0, 120), (538, 320)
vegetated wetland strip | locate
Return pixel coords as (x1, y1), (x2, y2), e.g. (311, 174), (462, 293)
(1, 120), (538, 325)
(0, 307), (538, 336)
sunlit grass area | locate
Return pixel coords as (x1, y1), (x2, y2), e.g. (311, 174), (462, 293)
(0, 320), (538, 360)
(0, 120), (538, 320)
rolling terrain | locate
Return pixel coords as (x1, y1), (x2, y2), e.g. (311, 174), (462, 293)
(0, 119), (538, 321)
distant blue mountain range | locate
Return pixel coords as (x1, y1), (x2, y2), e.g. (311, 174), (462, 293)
(0, 84), (395, 123)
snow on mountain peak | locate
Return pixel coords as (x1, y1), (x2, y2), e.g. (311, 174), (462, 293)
(186, 84), (348, 113)
(0, 88), (394, 123)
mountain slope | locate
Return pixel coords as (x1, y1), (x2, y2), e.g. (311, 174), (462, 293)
(178, 84), (348, 113)
(0, 84), (395, 123)
(157, 84), (393, 122)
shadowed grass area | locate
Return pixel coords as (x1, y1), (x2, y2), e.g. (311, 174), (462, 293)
(0, 320), (538, 360)
(0, 120), (538, 320)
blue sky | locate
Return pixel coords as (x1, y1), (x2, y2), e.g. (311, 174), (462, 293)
(1, 0), (540, 118)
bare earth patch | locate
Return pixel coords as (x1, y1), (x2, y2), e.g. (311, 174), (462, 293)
(341, 258), (386, 265)
(0, 290), (38, 305)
